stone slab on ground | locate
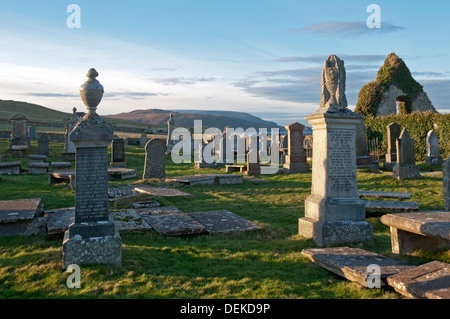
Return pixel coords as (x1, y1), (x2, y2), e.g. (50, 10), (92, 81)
(225, 165), (245, 173)
(138, 206), (207, 236)
(45, 207), (75, 236)
(0, 162), (21, 175)
(0, 198), (43, 223)
(134, 186), (192, 197)
(381, 211), (450, 254)
(358, 190), (412, 200)
(49, 168), (137, 188)
(201, 174), (243, 185)
(387, 261), (450, 299)
(187, 210), (262, 234)
(170, 175), (216, 185)
(0, 198), (45, 236)
(110, 209), (152, 232)
(108, 167), (137, 180)
(243, 176), (270, 183)
(301, 247), (413, 287)
(364, 200), (419, 212)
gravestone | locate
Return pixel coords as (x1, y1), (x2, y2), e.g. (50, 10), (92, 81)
(143, 138), (166, 179)
(392, 128), (421, 179)
(29, 126), (37, 141)
(384, 122), (401, 170)
(9, 114), (30, 152)
(166, 113), (175, 154)
(245, 149), (260, 176)
(444, 157), (450, 211)
(62, 68), (122, 270)
(298, 55), (373, 247)
(37, 134), (50, 156)
(425, 130), (443, 165)
(355, 120), (373, 167)
(140, 133), (147, 147)
(195, 141), (218, 169)
(110, 135), (126, 167)
(282, 122), (310, 173)
(63, 108), (79, 160)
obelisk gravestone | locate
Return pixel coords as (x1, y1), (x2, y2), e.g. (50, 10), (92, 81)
(298, 55), (373, 247)
(62, 69), (122, 269)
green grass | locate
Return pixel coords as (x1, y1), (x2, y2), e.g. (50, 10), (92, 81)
(0, 138), (448, 299)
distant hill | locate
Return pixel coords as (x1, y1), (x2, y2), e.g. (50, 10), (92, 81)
(106, 109), (282, 130)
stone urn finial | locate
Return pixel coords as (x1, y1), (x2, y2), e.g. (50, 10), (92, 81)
(80, 68), (104, 115)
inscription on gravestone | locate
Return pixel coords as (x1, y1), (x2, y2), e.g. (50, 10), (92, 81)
(75, 147), (109, 223)
(111, 137), (125, 166)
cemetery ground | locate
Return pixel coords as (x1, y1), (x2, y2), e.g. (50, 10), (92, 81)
(0, 138), (448, 299)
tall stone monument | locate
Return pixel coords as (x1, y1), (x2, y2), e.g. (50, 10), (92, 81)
(282, 122), (310, 173)
(425, 130), (443, 165)
(143, 138), (166, 179)
(166, 113), (175, 154)
(384, 122), (401, 170)
(298, 54), (373, 247)
(392, 128), (421, 179)
(62, 68), (122, 269)
(444, 157), (450, 211)
(63, 108), (79, 160)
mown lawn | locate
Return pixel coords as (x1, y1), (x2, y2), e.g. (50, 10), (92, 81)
(0, 138), (448, 299)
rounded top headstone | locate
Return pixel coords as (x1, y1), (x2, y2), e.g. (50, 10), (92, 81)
(80, 68), (104, 114)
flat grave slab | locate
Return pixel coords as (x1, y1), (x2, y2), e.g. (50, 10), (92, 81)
(49, 168), (138, 188)
(387, 261), (450, 299)
(134, 186), (192, 197)
(0, 162), (21, 175)
(50, 162), (72, 170)
(108, 167), (137, 180)
(381, 211), (450, 254)
(110, 209), (152, 232)
(201, 174), (243, 185)
(138, 206), (207, 236)
(45, 207), (75, 236)
(225, 165), (245, 173)
(364, 200), (419, 212)
(187, 210), (262, 234)
(170, 175), (216, 185)
(243, 176), (270, 183)
(358, 190), (412, 200)
(301, 247), (413, 287)
(0, 198), (43, 224)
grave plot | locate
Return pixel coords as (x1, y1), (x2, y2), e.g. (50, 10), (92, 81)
(170, 174), (243, 186)
(301, 247), (413, 287)
(134, 186), (192, 197)
(187, 210), (262, 234)
(0, 198), (45, 237)
(387, 261), (450, 299)
(110, 210), (152, 232)
(45, 207), (75, 237)
(137, 206), (207, 236)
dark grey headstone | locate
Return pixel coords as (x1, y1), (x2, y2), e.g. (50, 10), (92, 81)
(386, 122), (401, 163)
(393, 128), (421, 179)
(38, 134), (50, 156)
(143, 138), (166, 179)
(111, 136), (126, 166)
(29, 126), (37, 140)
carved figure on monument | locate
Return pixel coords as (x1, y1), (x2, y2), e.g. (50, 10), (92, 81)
(320, 55), (348, 112)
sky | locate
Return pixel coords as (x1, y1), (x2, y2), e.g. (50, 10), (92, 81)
(0, 0), (449, 126)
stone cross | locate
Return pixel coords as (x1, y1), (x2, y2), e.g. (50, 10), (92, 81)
(62, 68), (122, 269)
(37, 134), (50, 156)
(425, 130), (443, 165)
(143, 138), (166, 179)
(298, 54), (372, 247)
(282, 122), (310, 173)
(393, 128), (421, 179)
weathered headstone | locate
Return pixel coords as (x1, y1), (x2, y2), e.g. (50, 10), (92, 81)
(37, 134), (50, 156)
(62, 68), (122, 270)
(384, 122), (401, 170)
(392, 128), (421, 179)
(245, 149), (260, 176)
(355, 120), (373, 167)
(282, 122), (310, 173)
(29, 126), (37, 141)
(143, 138), (166, 179)
(444, 157), (450, 211)
(110, 135), (126, 167)
(9, 114), (30, 154)
(140, 133), (147, 147)
(425, 130), (443, 165)
(63, 107), (79, 160)
(298, 55), (373, 247)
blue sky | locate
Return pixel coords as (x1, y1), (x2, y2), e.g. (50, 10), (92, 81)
(0, 1), (449, 126)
